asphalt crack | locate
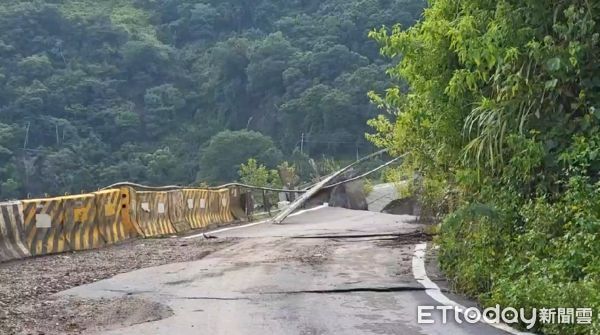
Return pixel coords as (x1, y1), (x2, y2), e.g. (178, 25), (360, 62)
(175, 296), (252, 301)
(102, 289), (154, 296)
(263, 286), (433, 295)
(292, 231), (429, 240)
(171, 286), (444, 301)
(292, 233), (400, 239)
(330, 237), (400, 242)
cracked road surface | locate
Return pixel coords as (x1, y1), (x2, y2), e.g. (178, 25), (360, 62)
(59, 207), (510, 335)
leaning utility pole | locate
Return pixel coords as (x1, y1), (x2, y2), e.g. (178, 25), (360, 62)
(272, 149), (389, 224)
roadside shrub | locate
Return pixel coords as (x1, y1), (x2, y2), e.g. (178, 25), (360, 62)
(369, 0), (599, 333)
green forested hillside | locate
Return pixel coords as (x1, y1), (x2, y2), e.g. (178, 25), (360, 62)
(0, 0), (424, 199)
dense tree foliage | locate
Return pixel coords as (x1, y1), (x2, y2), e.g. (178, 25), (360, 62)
(198, 130), (282, 183)
(238, 158), (280, 188)
(369, 0), (599, 333)
(0, 0), (425, 199)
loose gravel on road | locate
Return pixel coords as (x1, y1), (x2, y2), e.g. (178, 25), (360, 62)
(0, 237), (236, 335)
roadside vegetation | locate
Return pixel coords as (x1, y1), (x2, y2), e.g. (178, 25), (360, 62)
(238, 158), (281, 188)
(368, 1), (599, 334)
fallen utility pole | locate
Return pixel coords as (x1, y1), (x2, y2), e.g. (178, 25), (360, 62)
(272, 149), (393, 224)
(322, 154), (405, 190)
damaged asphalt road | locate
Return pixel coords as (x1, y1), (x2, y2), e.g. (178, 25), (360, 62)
(51, 207), (511, 335)
(0, 237), (235, 335)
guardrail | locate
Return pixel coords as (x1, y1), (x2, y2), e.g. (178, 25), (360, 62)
(0, 151), (404, 263)
(0, 186), (240, 263)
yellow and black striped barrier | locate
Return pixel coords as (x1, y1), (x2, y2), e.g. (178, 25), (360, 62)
(1, 185), (244, 262)
(168, 190), (191, 233)
(228, 186), (247, 220)
(216, 189), (235, 224)
(95, 189), (140, 244)
(22, 197), (70, 256)
(135, 191), (177, 237)
(0, 201), (31, 262)
(182, 189), (211, 229)
(207, 190), (220, 225)
(63, 194), (105, 251)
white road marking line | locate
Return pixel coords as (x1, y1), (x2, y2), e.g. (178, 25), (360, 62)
(185, 203), (330, 239)
(412, 243), (535, 335)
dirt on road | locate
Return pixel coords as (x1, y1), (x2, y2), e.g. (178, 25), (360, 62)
(0, 237), (236, 335)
